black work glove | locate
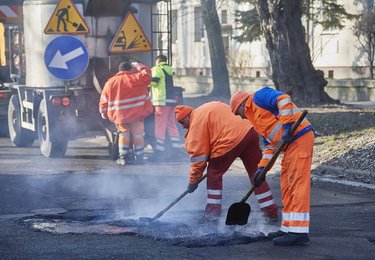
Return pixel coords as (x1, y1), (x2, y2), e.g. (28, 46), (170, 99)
(253, 167), (265, 187)
(187, 183), (198, 193)
(282, 124), (294, 144)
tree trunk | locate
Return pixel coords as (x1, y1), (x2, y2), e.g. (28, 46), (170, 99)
(254, 0), (334, 103)
(201, 0), (231, 98)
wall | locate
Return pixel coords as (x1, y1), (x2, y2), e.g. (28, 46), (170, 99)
(175, 76), (375, 102)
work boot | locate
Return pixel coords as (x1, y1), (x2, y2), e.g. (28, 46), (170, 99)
(267, 230), (286, 239)
(116, 155), (126, 166)
(262, 205), (278, 222)
(273, 232), (310, 246)
(124, 154), (135, 165)
(205, 204), (221, 218)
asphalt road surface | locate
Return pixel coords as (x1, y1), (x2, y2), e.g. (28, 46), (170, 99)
(0, 135), (374, 259)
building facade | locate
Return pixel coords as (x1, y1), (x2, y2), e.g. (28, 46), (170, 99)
(156, 0), (375, 100)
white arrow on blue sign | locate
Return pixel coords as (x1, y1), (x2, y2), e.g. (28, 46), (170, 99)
(44, 36), (89, 80)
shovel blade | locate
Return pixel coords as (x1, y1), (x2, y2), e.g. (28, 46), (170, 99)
(225, 202), (251, 225)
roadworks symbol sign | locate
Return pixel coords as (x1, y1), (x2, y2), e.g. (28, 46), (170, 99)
(109, 12), (152, 53)
(44, 0), (89, 34)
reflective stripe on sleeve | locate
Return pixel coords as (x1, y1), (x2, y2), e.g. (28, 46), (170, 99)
(262, 153), (273, 160)
(279, 108), (293, 116)
(277, 97), (291, 108)
(268, 122), (282, 141)
(190, 154), (209, 163)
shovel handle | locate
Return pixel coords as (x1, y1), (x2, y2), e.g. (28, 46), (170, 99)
(240, 110), (308, 203)
(150, 173), (208, 221)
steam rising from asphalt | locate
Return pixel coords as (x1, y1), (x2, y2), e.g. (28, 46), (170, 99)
(16, 134), (279, 244)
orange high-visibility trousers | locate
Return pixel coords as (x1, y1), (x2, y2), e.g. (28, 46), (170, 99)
(116, 119), (145, 159)
(154, 106), (180, 151)
(280, 130), (314, 233)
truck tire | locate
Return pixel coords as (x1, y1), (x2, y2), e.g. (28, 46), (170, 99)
(8, 94), (35, 147)
(37, 99), (68, 158)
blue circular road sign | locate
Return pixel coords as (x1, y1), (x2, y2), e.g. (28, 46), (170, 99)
(44, 36), (89, 80)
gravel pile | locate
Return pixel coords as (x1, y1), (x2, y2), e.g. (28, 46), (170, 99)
(305, 105), (375, 185)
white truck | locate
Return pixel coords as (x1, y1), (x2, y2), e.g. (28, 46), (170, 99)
(0, 0), (173, 157)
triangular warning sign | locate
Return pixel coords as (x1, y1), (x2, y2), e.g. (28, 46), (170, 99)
(109, 12), (152, 53)
(44, 0), (89, 34)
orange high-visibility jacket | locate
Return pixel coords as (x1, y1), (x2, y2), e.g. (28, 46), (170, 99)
(244, 87), (313, 168)
(185, 102), (253, 184)
(99, 65), (152, 125)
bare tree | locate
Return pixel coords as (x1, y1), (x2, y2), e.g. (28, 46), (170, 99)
(201, 0), (231, 97)
(253, 0), (333, 103)
(353, 10), (375, 79)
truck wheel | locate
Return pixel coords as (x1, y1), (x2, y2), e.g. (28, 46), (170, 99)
(8, 94), (35, 146)
(37, 99), (68, 158)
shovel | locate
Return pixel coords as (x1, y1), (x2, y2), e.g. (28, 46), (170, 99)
(139, 173), (208, 223)
(225, 110), (308, 225)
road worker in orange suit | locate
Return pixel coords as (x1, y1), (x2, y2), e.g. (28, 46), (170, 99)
(99, 60), (152, 166)
(175, 102), (278, 221)
(230, 87), (314, 246)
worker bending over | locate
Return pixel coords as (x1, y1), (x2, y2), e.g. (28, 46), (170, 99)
(230, 87), (314, 246)
(175, 102), (278, 221)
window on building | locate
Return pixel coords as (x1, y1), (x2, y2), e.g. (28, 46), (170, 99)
(194, 6), (204, 42)
(328, 70), (334, 78)
(172, 10), (177, 43)
(256, 71), (261, 78)
(222, 36), (229, 51)
(221, 10), (227, 24)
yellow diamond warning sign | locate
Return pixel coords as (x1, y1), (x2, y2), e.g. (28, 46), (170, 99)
(44, 0), (89, 34)
(109, 12), (152, 53)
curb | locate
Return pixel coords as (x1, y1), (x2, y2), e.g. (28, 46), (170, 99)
(312, 164), (373, 177)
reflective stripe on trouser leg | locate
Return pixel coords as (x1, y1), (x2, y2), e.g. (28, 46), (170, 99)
(206, 189), (222, 216)
(130, 120), (145, 158)
(155, 138), (165, 152)
(255, 190), (275, 209)
(280, 131), (314, 233)
(116, 124), (130, 156)
(170, 136), (181, 148)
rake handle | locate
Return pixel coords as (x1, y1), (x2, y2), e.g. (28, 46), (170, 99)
(240, 110), (308, 203)
(150, 173), (208, 221)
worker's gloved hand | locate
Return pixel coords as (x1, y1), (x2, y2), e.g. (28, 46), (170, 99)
(131, 62), (143, 71)
(187, 183), (198, 193)
(253, 167), (265, 187)
(282, 124), (294, 144)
